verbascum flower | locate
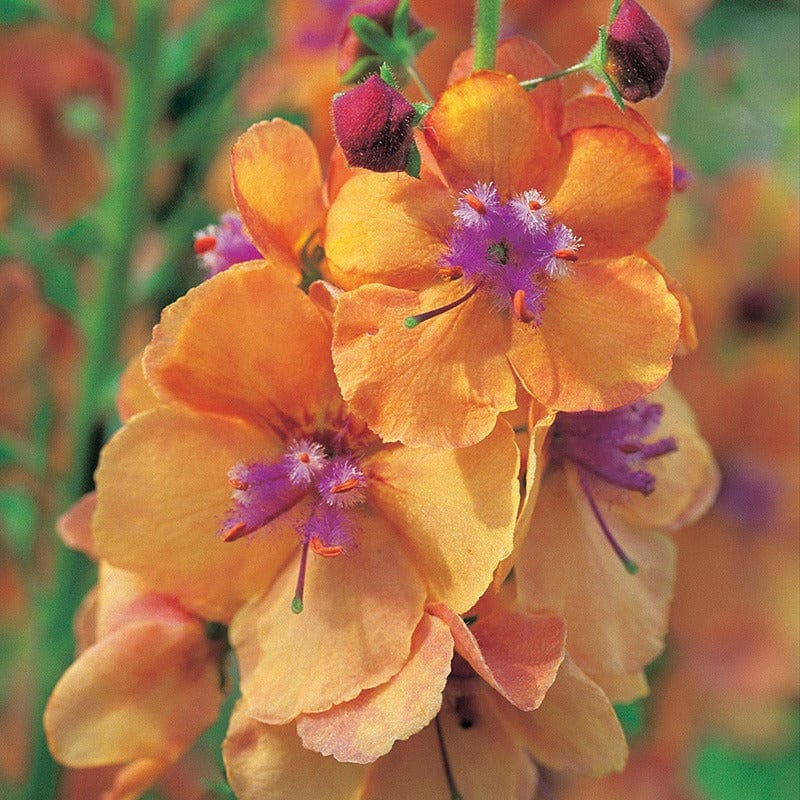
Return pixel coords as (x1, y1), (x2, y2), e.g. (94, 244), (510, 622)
(223, 593), (627, 799)
(44, 495), (226, 800)
(91, 262), (519, 729)
(324, 37), (681, 448)
(512, 381), (719, 702)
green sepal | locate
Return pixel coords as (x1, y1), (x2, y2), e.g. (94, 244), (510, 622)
(412, 102), (431, 125)
(0, 0), (42, 25)
(405, 140), (422, 179)
(392, 0), (410, 39)
(585, 27), (627, 111)
(340, 55), (384, 84)
(380, 62), (399, 89)
(350, 13), (396, 55)
(410, 27), (437, 52)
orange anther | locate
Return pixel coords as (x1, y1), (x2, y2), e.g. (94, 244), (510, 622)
(193, 235), (217, 254)
(330, 477), (361, 494)
(228, 477), (249, 491)
(463, 193), (486, 214)
(438, 266), (464, 280)
(512, 289), (536, 323)
(222, 521), (248, 542)
(553, 249), (579, 262)
(299, 452), (310, 463)
(310, 538), (343, 558)
(528, 199), (542, 211)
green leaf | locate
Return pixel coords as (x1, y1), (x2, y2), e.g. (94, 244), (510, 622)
(392, 0), (410, 38)
(0, 0), (43, 25)
(340, 55), (383, 85)
(412, 102), (431, 125)
(409, 27), (437, 54)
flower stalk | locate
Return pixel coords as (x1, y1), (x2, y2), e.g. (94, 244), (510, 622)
(473, 0), (503, 71)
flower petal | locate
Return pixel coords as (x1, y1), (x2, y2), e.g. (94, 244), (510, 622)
(93, 405), (298, 622)
(333, 283), (517, 448)
(324, 169), (452, 290)
(366, 420), (518, 611)
(223, 704), (367, 800)
(144, 262), (340, 429)
(545, 125), (672, 260)
(44, 620), (223, 769)
(496, 654), (627, 776)
(231, 514), (426, 724)
(509, 256), (680, 411)
(605, 381), (720, 531)
(231, 119), (325, 260)
(424, 71), (559, 195)
(116, 350), (159, 422)
(56, 492), (97, 559)
(296, 613), (453, 763)
(361, 694), (537, 800)
(427, 598), (564, 711)
(516, 469), (676, 681)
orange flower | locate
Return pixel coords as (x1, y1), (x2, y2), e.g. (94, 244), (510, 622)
(513, 381), (719, 702)
(223, 594), (627, 799)
(326, 38), (681, 448)
(92, 262), (519, 727)
(44, 495), (227, 800)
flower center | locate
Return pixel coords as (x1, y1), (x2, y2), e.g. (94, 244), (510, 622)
(549, 400), (678, 573)
(220, 436), (368, 613)
(194, 212), (261, 278)
(403, 182), (580, 329)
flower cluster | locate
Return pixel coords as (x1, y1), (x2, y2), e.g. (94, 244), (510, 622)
(44, 6), (722, 800)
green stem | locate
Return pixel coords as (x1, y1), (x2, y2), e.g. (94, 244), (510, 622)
(473, 0), (503, 71)
(22, 4), (165, 799)
(406, 61), (435, 105)
(519, 60), (590, 91)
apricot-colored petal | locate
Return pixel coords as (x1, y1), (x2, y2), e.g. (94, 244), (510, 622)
(324, 169), (452, 290)
(605, 381), (720, 532)
(447, 37), (564, 136)
(427, 600), (564, 711)
(44, 620), (223, 769)
(424, 71), (559, 194)
(589, 669), (650, 704)
(101, 759), (170, 800)
(509, 256), (680, 411)
(644, 251), (699, 354)
(296, 614), (453, 763)
(366, 421), (518, 611)
(56, 491), (97, 559)
(231, 119), (325, 259)
(223, 705), (366, 800)
(144, 262), (339, 430)
(496, 654), (628, 776)
(495, 403), (557, 588)
(562, 93), (666, 145)
(546, 126), (672, 260)
(231, 515), (426, 724)
(93, 406), (298, 622)
(362, 694), (537, 800)
(333, 283), (516, 448)
(116, 350), (160, 422)
(516, 469), (676, 678)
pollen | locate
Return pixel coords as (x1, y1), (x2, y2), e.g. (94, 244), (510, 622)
(310, 537), (344, 558)
(193, 235), (217, 254)
(553, 249), (579, 262)
(512, 289), (537, 323)
(464, 193), (487, 214)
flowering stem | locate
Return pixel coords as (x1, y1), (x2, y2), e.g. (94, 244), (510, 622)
(22, 3), (165, 799)
(406, 61), (435, 105)
(519, 60), (590, 91)
(473, 0), (503, 71)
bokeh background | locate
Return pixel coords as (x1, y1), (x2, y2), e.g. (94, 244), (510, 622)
(0, 0), (797, 798)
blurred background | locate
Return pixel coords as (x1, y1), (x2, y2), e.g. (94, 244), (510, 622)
(0, 0), (797, 798)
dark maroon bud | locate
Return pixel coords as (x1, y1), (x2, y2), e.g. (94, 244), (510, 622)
(337, 0), (423, 76)
(606, 0), (671, 102)
(332, 74), (416, 172)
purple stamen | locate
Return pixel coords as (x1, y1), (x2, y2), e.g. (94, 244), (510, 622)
(578, 470), (639, 574)
(194, 212), (261, 278)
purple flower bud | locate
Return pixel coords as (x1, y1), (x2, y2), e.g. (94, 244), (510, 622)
(337, 0), (422, 76)
(606, 0), (671, 102)
(332, 74), (416, 172)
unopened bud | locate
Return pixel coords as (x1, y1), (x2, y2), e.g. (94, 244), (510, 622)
(332, 75), (416, 172)
(337, 0), (422, 78)
(606, 0), (671, 102)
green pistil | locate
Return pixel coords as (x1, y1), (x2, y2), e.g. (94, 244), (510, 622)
(291, 597), (304, 614)
(403, 316), (420, 328)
